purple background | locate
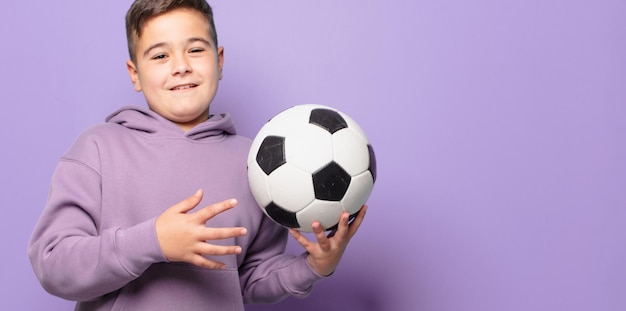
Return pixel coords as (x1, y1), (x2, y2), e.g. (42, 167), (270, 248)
(2, 0), (625, 310)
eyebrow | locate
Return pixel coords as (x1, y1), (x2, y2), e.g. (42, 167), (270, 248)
(142, 37), (213, 59)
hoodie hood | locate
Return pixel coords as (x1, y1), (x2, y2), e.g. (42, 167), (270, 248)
(105, 106), (237, 140)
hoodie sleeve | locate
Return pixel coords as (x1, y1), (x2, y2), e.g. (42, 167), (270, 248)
(27, 133), (166, 301)
(238, 214), (327, 304)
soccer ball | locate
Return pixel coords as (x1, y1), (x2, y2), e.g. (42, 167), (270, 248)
(247, 104), (377, 232)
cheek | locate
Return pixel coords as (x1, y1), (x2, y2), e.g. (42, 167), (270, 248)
(193, 59), (220, 79)
(139, 69), (167, 91)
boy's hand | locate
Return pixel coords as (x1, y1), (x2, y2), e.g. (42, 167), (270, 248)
(155, 189), (248, 269)
(289, 205), (368, 276)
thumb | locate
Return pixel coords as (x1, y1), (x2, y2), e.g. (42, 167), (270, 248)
(169, 189), (203, 214)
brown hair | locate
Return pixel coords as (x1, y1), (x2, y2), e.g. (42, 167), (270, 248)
(125, 0), (218, 63)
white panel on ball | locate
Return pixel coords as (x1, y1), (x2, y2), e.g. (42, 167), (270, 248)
(267, 164), (315, 212)
(340, 171), (374, 215)
(342, 112), (370, 144)
(263, 106), (313, 135)
(285, 126), (333, 173)
(332, 129), (370, 176)
(296, 200), (345, 231)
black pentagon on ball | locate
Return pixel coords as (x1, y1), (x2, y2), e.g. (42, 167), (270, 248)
(368, 144), (377, 182)
(256, 136), (286, 175)
(265, 202), (300, 228)
(312, 162), (351, 201)
(309, 108), (348, 134)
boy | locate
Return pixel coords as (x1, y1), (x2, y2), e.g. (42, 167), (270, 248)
(27, 0), (367, 310)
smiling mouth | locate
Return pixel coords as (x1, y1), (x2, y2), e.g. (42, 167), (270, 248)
(170, 84), (198, 91)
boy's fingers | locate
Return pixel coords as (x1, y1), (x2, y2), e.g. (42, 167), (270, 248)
(347, 205), (368, 238)
(196, 243), (243, 257)
(312, 222), (331, 250)
(320, 205), (367, 241)
(170, 189), (204, 214)
(332, 212), (351, 240)
(190, 255), (227, 270)
(199, 227), (248, 241)
(289, 229), (311, 249)
(193, 199), (238, 222)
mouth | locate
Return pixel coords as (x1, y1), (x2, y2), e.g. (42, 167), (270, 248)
(170, 84), (198, 91)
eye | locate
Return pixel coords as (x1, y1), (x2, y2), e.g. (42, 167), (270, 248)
(189, 48), (205, 53)
(152, 54), (167, 60)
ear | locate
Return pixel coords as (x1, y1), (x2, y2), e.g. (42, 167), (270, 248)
(217, 46), (224, 80)
(126, 60), (142, 92)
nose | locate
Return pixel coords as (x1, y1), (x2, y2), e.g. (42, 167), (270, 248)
(172, 54), (192, 75)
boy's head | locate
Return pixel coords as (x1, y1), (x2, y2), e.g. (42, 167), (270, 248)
(126, 0), (218, 63)
(124, 0), (225, 132)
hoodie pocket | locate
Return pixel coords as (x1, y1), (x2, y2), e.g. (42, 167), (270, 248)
(111, 262), (244, 311)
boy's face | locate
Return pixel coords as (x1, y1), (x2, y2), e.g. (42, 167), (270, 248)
(127, 8), (224, 132)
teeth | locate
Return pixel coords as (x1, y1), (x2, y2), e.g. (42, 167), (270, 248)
(173, 84), (195, 90)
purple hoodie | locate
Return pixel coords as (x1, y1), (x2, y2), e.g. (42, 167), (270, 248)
(28, 106), (324, 311)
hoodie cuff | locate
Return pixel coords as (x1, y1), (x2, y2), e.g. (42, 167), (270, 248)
(114, 217), (167, 276)
(284, 253), (328, 295)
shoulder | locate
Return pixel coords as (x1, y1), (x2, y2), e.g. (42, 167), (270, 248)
(62, 123), (128, 165)
(70, 123), (127, 148)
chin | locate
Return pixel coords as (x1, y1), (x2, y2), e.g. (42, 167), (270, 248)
(174, 110), (209, 123)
